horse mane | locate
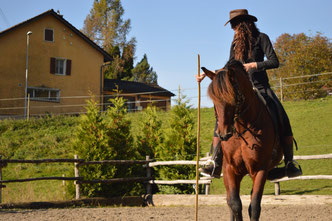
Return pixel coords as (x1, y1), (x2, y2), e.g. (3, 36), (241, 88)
(208, 60), (247, 106)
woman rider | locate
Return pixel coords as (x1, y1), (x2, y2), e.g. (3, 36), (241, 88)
(196, 9), (302, 179)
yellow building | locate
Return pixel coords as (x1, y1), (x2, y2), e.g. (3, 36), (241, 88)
(0, 9), (111, 117)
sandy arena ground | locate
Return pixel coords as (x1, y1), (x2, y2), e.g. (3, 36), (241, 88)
(0, 195), (331, 221)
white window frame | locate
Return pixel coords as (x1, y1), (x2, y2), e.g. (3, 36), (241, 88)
(55, 58), (67, 75)
(44, 28), (54, 42)
(27, 87), (60, 102)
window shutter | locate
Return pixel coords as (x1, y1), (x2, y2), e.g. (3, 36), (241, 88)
(45, 29), (54, 41)
(66, 59), (72, 75)
(50, 57), (56, 74)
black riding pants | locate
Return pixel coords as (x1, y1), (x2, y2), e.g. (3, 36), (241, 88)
(258, 86), (293, 137)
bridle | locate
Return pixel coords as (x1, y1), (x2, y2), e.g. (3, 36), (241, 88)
(216, 74), (262, 147)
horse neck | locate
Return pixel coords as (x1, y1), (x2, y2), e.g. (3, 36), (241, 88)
(236, 78), (262, 125)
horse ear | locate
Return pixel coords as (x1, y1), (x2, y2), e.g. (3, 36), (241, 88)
(201, 67), (216, 80)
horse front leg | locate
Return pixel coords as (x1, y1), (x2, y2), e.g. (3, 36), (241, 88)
(223, 165), (243, 221)
(249, 170), (268, 221)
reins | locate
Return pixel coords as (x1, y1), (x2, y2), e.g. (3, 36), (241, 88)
(233, 104), (263, 147)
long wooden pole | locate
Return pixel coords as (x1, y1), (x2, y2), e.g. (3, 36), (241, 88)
(195, 54), (201, 221)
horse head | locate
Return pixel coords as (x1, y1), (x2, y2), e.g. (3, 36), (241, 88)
(207, 60), (255, 140)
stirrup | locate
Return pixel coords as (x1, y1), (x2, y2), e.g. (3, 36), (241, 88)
(285, 160), (302, 178)
(199, 159), (216, 177)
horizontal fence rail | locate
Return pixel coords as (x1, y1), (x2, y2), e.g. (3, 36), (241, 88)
(148, 160), (207, 167)
(0, 177), (82, 183)
(293, 153), (332, 160)
(0, 159), (84, 164)
(146, 160), (212, 189)
(149, 180), (212, 185)
(0, 155), (211, 203)
(76, 177), (152, 184)
(0, 153), (331, 203)
(79, 160), (151, 166)
(272, 175), (332, 182)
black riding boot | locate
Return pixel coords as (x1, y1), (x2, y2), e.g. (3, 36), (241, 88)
(199, 140), (223, 179)
(267, 136), (302, 180)
(283, 136), (302, 178)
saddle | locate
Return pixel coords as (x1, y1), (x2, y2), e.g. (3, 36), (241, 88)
(253, 86), (283, 146)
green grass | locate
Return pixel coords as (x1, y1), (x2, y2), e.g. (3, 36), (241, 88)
(0, 97), (331, 203)
(0, 116), (78, 203)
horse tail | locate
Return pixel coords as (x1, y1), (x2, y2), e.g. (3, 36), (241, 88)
(208, 69), (236, 106)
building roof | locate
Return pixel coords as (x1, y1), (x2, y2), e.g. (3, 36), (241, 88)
(0, 9), (112, 61)
(104, 79), (175, 97)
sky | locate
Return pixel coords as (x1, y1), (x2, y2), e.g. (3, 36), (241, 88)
(1, 0), (332, 107)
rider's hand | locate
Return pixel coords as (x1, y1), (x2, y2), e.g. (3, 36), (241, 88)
(195, 72), (206, 83)
(243, 62), (257, 72)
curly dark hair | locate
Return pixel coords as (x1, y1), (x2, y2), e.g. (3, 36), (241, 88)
(231, 19), (260, 62)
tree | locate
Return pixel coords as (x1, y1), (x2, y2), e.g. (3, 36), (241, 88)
(131, 54), (158, 84)
(82, 0), (136, 80)
(136, 105), (163, 158)
(155, 87), (197, 194)
(73, 98), (116, 197)
(269, 32), (332, 100)
(73, 94), (144, 197)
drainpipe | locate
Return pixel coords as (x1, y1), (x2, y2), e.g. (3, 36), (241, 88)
(100, 61), (111, 112)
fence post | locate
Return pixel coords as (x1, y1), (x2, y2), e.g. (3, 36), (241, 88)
(146, 156), (152, 196)
(274, 182), (280, 195)
(205, 183), (210, 195)
(279, 77), (283, 102)
(74, 155), (80, 200)
(62, 174), (66, 197)
(204, 152), (210, 195)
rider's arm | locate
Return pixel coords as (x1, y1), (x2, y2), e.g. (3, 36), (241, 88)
(256, 33), (279, 71)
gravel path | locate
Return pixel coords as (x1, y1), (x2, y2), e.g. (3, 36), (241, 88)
(1, 205), (332, 221)
(1, 195), (331, 221)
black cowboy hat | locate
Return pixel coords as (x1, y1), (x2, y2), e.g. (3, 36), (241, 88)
(224, 9), (257, 26)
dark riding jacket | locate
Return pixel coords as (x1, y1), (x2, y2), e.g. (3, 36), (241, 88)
(228, 32), (279, 89)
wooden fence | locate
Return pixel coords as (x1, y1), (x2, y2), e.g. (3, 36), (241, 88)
(271, 154), (332, 195)
(0, 153), (331, 203)
(0, 155), (211, 203)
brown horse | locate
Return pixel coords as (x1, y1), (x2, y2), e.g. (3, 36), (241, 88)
(205, 61), (283, 221)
